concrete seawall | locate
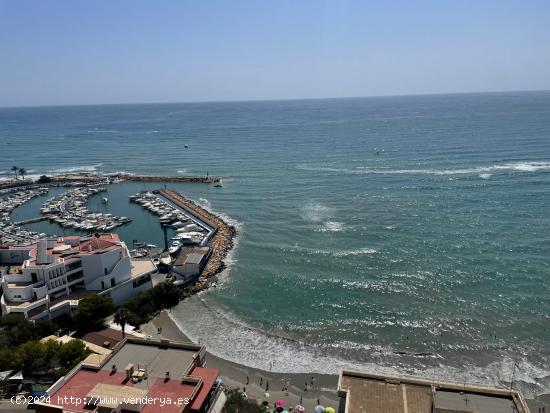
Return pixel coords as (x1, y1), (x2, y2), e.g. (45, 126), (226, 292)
(160, 189), (236, 293)
(122, 175), (220, 184)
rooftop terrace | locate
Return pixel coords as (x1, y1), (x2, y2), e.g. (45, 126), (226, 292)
(338, 370), (530, 413)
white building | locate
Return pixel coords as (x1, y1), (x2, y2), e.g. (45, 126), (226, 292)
(0, 234), (155, 320)
(172, 247), (210, 282)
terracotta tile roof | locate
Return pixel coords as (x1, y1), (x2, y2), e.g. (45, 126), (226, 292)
(190, 366), (220, 411)
(77, 328), (124, 349)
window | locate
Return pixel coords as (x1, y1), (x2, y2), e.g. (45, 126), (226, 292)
(133, 274), (151, 288)
(110, 278), (115, 287)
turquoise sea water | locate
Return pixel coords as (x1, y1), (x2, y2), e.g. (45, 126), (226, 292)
(1, 92), (550, 395)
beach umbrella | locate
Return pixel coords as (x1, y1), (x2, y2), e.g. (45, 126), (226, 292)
(295, 405), (305, 412)
(314, 405), (325, 413)
(324, 407), (335, 413)
(276, 400), (286, 407)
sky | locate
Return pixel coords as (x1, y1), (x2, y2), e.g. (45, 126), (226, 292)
(1, 0), (549, 107)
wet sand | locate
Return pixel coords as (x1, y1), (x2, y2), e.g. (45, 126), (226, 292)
(141, 311), (340, 411)
(142, 311), (549, 412)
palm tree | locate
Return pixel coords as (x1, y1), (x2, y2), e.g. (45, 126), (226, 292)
(11, 166), (18, 180)
(113, 307), (130, 338)
(18, 168), (26, 180)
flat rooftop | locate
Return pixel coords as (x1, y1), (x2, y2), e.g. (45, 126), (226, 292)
(101, 342), (197, 388)
(130, 259), (156, 278)
(338, 370), (530, 413)
(340, 374), (432, 413)
(434, 390), (517, 413)
(43, 339), (217, 413)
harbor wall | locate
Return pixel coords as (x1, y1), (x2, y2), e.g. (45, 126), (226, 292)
(159, 189), (236, 293)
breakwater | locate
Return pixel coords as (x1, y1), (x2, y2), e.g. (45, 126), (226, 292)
(122, 175), (219, 184)
(160, 189), (236, 293)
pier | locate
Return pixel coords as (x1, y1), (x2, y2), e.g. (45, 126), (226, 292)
(160, 189), (236, 292)
(14, 216), (52, 225)
(121, 175), (220, 184)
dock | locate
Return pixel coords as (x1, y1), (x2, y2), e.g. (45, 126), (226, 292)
(14, 216), (53, 225)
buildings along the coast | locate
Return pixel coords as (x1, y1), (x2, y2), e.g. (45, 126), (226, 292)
(0, 233), (155, 319)
(337, 369), (531, 413)
(34, 337), (225, 413)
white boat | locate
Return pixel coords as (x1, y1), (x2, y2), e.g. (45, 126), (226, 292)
(168, 241), (182, 255)
(171, 235), (196, 245)
(102, 197), (108, 203)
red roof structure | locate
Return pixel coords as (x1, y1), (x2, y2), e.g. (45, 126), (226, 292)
(36, 338), (221, 413)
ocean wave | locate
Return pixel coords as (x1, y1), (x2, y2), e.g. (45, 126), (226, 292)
(168, 295), (550, 397)
(198, 197), (211, 209)
(333, 247), (377, 257)
(297, 161), (550, 176)
(188, 197), (243, 286)
(283, 246), (377, 258)
(316, 221), (345, 232)
(176, 169), (188, 174)
(86, 129), (121, 133)
(300, 202), (334, 223)
(48, 163), (103, 174)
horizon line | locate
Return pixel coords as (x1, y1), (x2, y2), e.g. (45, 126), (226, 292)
(1, 88), (549, 110)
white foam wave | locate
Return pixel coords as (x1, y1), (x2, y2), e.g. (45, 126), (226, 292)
(87, 128), (120, 133)
(168, 296), (550, 397)
(300, 202), (333, 223)
(188, 197), (243, 286)
(176, 169), (188, 174)
(479, 173), (492, 179)
(284, 246), (377, 258)
(198, 197), (211, 209)
(48, 163), (103, 174)
(297, 161), (550, 176)
(333, 248), (378, 257)
(317, 221), (345, 232)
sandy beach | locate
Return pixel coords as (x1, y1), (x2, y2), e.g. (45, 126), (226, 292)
(141, 311), (550, 413)
(141, 310), (341, 411)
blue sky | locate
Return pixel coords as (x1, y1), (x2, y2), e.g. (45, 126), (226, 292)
(1, 0), (549, 106)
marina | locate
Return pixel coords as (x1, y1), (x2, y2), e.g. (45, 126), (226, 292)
(40, 186), (132, 232)
(129, 190), (213, 257)
(0, 186), (49, 242)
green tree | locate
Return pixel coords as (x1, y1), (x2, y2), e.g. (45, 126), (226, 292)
(223, 388), (267, 413)
(10, 166), (18, 180)
(57, 340), (89, 368)
(73, 294), (115, 330)
(37, 175), (52, 183)
(151, 281), (183, 310)
(113, 308), (130, 338)
(0, 314), (57, 347)
(18, 168), (26, 179)
(16, 341), (46, 374)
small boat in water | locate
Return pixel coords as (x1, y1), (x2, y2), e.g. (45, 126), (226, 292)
(102, 197), (108, 203)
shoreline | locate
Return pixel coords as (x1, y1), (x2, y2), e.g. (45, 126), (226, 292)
(143, 311), (550, 412)
(141, 310), (341, 411)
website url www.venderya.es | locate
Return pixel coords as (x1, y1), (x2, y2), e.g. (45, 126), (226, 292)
(12, 395), (190, 407)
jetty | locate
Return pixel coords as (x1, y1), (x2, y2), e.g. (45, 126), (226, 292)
(121, 175), (220, 184)
(14, 216), (52, 225)
(160, 189), (236, 293)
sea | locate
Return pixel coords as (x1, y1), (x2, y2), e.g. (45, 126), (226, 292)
(1, 92), (549, 397)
